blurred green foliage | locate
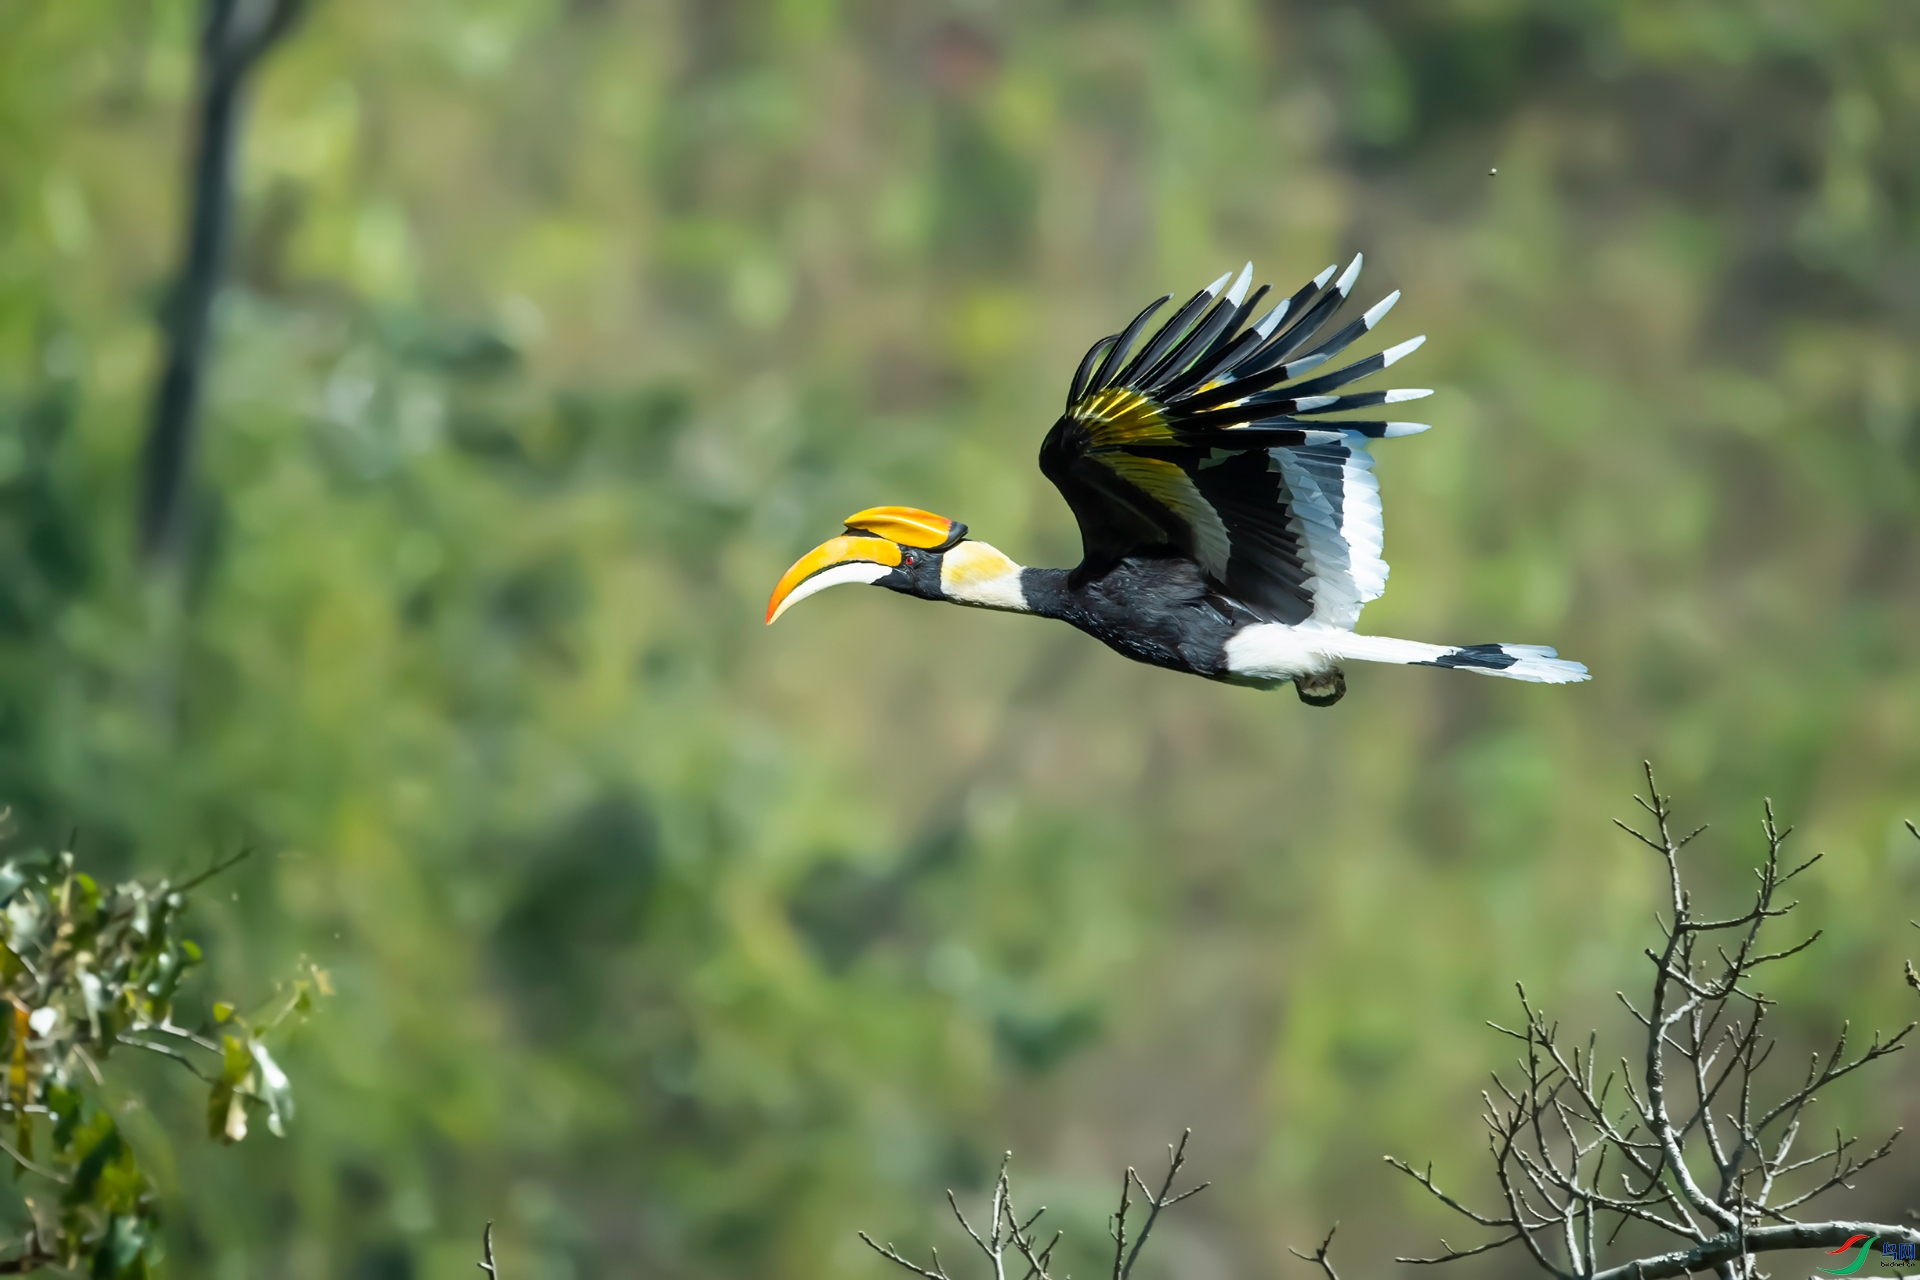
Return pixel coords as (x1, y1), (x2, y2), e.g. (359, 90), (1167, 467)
(0, 0), (1918, 1277)
(0, 837), (316, 1275)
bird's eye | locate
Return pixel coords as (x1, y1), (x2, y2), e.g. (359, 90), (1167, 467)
(901, 550), (917, 567)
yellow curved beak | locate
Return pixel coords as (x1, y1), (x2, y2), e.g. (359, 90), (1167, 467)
(765, 535), (903, 624)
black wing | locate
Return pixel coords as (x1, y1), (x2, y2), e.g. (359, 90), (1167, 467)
(1038, 259), (1428, 626)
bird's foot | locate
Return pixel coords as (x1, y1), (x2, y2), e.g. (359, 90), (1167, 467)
(1295, 668), (1346, 707)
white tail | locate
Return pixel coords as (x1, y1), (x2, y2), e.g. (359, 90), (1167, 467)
(1224, 624), (1590, 685)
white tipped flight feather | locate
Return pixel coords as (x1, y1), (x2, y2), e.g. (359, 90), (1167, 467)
(1361, 289), (1401, 328)
(1334, 253), (1363, 296)
(1253, 300), (1290, 339)
(1381, 335), (1426, 365)
(1225, 262), (1254, 306)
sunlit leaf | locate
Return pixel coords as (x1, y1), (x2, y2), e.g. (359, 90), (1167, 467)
(222, 1092), (248, 1144)
(250, 1041), (293, 1138)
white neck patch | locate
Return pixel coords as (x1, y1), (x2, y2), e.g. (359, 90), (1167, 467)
(940, 541), (1028, 612)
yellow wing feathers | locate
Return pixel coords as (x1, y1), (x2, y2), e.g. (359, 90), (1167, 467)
(1072, 387), (1175, 446)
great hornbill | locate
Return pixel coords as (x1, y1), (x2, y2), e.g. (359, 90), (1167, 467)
(766, 258), (1587, 705)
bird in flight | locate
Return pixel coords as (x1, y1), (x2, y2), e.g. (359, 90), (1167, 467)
(766, 259), (1587, 705)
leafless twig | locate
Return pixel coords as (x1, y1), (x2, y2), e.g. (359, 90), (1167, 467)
(1909, 821), (1919, 997)
(477, 1221), (499, 1279)
(174, 845), (255, 894)
(1387, 765), (1920, 1278)
(1113, 1129), (1209, 1280)
(862, 1137), (1204, 1280)
(1289, 1223), (1343, 1280)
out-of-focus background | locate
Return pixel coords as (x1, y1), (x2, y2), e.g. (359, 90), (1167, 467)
(2, 1), (1918, 1276)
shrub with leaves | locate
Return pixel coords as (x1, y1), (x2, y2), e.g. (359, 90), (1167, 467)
(0, 837), (322, 1275)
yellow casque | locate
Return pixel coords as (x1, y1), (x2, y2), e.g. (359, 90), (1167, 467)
(841, 506), (961, 549)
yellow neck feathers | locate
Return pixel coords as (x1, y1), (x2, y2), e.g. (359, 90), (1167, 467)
(940, 541), (1028, 612)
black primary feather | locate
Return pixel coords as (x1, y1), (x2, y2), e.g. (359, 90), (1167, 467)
(1090, 295), (1171, 392)
(1067, 335), (1116, 409)
(1159, 284), (1274, 398)
(1116, 286), (1220, 387)
(1041, 258), (1425, 622)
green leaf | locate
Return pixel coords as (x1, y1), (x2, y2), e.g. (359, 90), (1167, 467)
(220, 1034), (249, 1079)
(99, 1212), (150, 1276)
(206, 1081), (232, 1143)
(70, 872), (100, 920)
(64, 1115), (121, 1205)
(142, 950), (181, 1004)
(212, 1002), (233, 1023)
(210, 1035), (254, 1144)
(47, 1083), (82, 1152)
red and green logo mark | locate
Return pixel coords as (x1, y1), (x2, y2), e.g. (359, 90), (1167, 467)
(1823, 1237), (1879, 1275)
(1821, 1236), (1919, 1273)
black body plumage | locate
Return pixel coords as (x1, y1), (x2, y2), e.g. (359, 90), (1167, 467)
(1017, 560), (1254, 680)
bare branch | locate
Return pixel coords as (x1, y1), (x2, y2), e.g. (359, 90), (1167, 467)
(1120, 1130), (1208, 1280)
(1752, 1022), (1915, 1135)
(173, 845), (255, 894)
(1398, 1232), (1527, 1265)
(118, 1035), (219, 1082)
(946, 1184), (996, 1267)
(1584, 1221), (1920, 1280)
(861, 1233), (954, 1280)
(141, 0), (309, 560)
(1382, 1158), (1512, 1228)
(855, 787), (1920, 1280)
(1392, 775), (1917, 1279)
(1771, 1129), (1902, 1213)
(477, 1222), (499, 1280)
(864, 1143), (1201, 1280)
(1108, 1164), (1132, 1280)
(0, 1134), (68, 1186)
(1289, 1223), (1344, 1280)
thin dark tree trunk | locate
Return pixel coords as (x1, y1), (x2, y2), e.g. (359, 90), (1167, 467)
(139, 0), (306, 564)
